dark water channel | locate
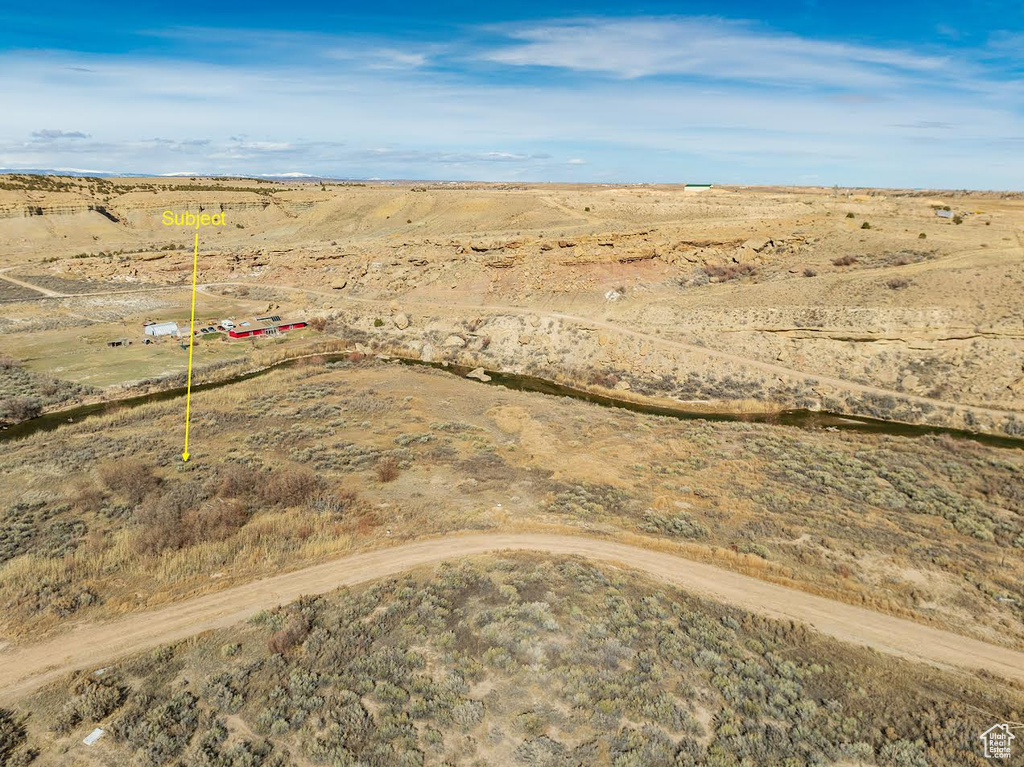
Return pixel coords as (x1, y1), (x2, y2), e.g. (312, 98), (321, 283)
(3, 354), (1022, 451)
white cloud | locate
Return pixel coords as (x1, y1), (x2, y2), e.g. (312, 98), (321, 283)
(355, 148), (549, 165)
(987, 31), (1024, 55)
(481, 17), (959, 90)
(233, 140), (294, 152)
(149, 26), (435, 70)
(0, 17), (1021, 187)
(326, 47), (430, 69)
(31, 129), (91, 140)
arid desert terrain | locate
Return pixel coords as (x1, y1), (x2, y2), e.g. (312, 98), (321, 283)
(0, 175), (1022, 766)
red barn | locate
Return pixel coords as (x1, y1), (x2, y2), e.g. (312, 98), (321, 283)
(228, 319), (308, 339)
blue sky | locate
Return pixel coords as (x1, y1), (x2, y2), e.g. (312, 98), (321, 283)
(3, 1), (1023, 186)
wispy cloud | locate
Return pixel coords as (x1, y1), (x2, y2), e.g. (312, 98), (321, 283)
(988, 31), (1024, 51)
(148, 25), (436, 70)
(0, 16), (1021, 186)
(325, 47), (431, 70)
(482, 17), (955, 89)
(31, 129), (91, 140)
(357, 148), (552, 165)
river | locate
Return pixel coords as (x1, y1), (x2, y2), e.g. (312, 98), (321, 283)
(2, 354), (1022, 451)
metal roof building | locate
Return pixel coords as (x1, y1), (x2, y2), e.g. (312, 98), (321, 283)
(227, 318), (307, 339)
(144, 322), (179, 337)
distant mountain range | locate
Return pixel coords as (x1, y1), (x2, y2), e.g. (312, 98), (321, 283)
(0, 168), (343, 182)
(0, 168), (148, 178)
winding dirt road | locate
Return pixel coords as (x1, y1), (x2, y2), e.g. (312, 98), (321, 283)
(2, 533), (1022, 704)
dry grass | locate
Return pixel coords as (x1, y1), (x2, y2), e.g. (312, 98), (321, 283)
(0, 362), (1020, 648)
(704, 262), (757, 281)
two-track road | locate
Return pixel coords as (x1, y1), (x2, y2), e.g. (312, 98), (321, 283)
(2, 533), (1023, 703)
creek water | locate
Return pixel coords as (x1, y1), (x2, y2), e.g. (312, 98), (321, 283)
(3, 354), (1022, 451)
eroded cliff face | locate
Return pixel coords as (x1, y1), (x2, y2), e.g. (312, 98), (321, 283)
(296, 305), (1019, 437)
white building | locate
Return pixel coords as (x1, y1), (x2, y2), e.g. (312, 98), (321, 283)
(144, 322), (179, 337)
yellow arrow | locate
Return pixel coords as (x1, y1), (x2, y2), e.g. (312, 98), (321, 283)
(182, 232), (199, 462)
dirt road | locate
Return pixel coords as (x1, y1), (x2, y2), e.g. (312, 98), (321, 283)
(2, 533), (1022, 703)
(0, 269), (60, 297)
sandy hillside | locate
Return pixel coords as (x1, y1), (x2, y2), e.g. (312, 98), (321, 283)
(1, 175), (1022, 436)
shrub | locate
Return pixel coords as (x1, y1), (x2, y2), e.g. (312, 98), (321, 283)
(832, 255), (857, 266)
(738, 542), (770, 559)
(257, 466), (321, 506)
(886, 277), (911, 290)
(308, 317), (327, 331)
(845, 212), (855, 218)
(1, 396), (42, 422)
(0, 709), (28, 763)
(215, 463), (251, 499)
(879, 738), (928, 766)
(268, 615), (311, 654)
(308, 488), (361, 515)
(547, 483), (632, 518)
(99, 459), (159, 505)
(584, 206), (591, 212)
(705, 263), (757, 282)
(953, 215), (963, 224)
(183, 499), (251, 544)
(802, 268), (817, 278)
(70, 479), (105, 513)
(590, 371), (620, 388)
(110, 690), (201, 762)
(918, 232), (926, 239)
(860, 221), (872, 229)
(373, 318), (385, 327)
(640, 511), (709, 539)
(134, 481), (205, 554)
(55, 677), (127, 733)
(376, 456), (400, 483)
(1003, 417), (1024, 437)
(451, 700), (484, 729)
